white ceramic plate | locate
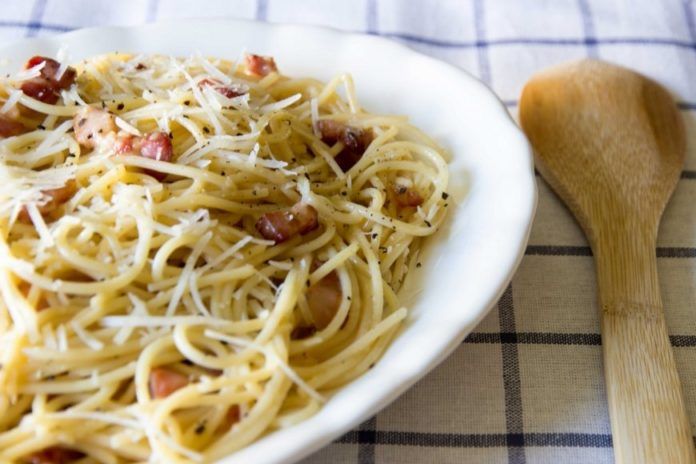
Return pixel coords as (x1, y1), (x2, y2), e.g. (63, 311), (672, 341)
(0, 19), (537, 464)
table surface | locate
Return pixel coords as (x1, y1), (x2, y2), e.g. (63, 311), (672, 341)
(2, 1), (696, 463)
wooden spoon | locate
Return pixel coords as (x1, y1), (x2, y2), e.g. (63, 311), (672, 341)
(520, 59), (694, 464)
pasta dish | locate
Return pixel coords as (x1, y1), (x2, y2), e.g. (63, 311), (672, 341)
(0, 51), (449, 463)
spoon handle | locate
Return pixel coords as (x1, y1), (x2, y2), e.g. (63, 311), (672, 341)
(595, 234), (695, 464)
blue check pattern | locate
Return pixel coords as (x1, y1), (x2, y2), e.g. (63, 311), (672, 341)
(3, 1), (696, 463)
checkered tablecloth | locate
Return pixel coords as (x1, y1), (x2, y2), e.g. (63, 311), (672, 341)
(3, 1), (696, 463)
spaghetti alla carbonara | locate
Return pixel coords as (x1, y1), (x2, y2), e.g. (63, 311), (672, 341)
(0, 51), (449, 463)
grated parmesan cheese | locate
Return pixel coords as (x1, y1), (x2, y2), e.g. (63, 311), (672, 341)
(1, 89), (22, 114)
(115, 116), (142, 136)
(259, 93), (302, 114)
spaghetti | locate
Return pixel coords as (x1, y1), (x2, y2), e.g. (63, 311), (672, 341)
(0, 52), (449, 463)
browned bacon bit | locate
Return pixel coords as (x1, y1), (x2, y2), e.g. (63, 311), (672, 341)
(139, 132), (173, 181)
(391, 183), (424, 208)
(71, 107), (173, 180)
(316, 120), (374, 172)
(39, 179), (77, 214)
(18, 179), (77, 222)
(198, 78), (244, 99)
(224, 404), (241, 429)
(21, 56), (77, 104)
(244, 54), (277, 77)
(114, 133), (136, 154)
(291, 325), (317, 340)
(25, 446), (85, 464)
(139, 131), (173, 162)
(0, 113), (26, 137)
(255, 202), (318, 243)
(307, 269), (342, 330)
(72, 106), (116, 148)
(149, 367), (189, 399)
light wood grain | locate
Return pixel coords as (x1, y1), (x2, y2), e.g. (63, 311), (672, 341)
(519, 59), (694, 464)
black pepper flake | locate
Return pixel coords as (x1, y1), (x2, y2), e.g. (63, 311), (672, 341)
(78, 118), (87, 127)
(424, 220), (432, 227)
(195, 423), (206, 435)
(203, 127), (210, 134)
(371, 233), (378, 239)
(184, 100), (191, 106)
(442, 192), (449, 200)
(369, 363), (375, 369)
(36, 124), (46, 130)
(117, 103), (125, 110)
(347, 296), (351, 301)
(100, 101), (106, 109)
(168, 132), (173, 139)
(416, 262), (422, 268)
(136, 63), (146, 70)
(87, 134), (93, 139)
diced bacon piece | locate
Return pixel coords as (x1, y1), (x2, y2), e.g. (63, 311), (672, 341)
(199, 78), (244, 99)
(307, 268), (342, 329)
(0, 113), (26, 137)
(255, 202), (319, 243)
(391, 183), (424, 208)
(149, 367), (189, 399)
(19, 179), (77, 222)
(316, 120), (374, 172)
(39, 179), (77, 214)
(25, 446), (84, 464)
(24, 56), (47, 70)
(139, 132), (173, 181)
(244, 54), (277, 77)
(72, 106), (117, 149)
(139, 131), (173, 162)
(224, 405), (241, 428)
(20, 79), (57, 104)
(71, 106), (174, 181)
(32, 57), (76, 91)
(315, 119), (344, 142)
(290, 202), (319, 234)
(114, 133), (137, 154)
(290, 325), (317, 340)
(21, 56), (76, 104)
